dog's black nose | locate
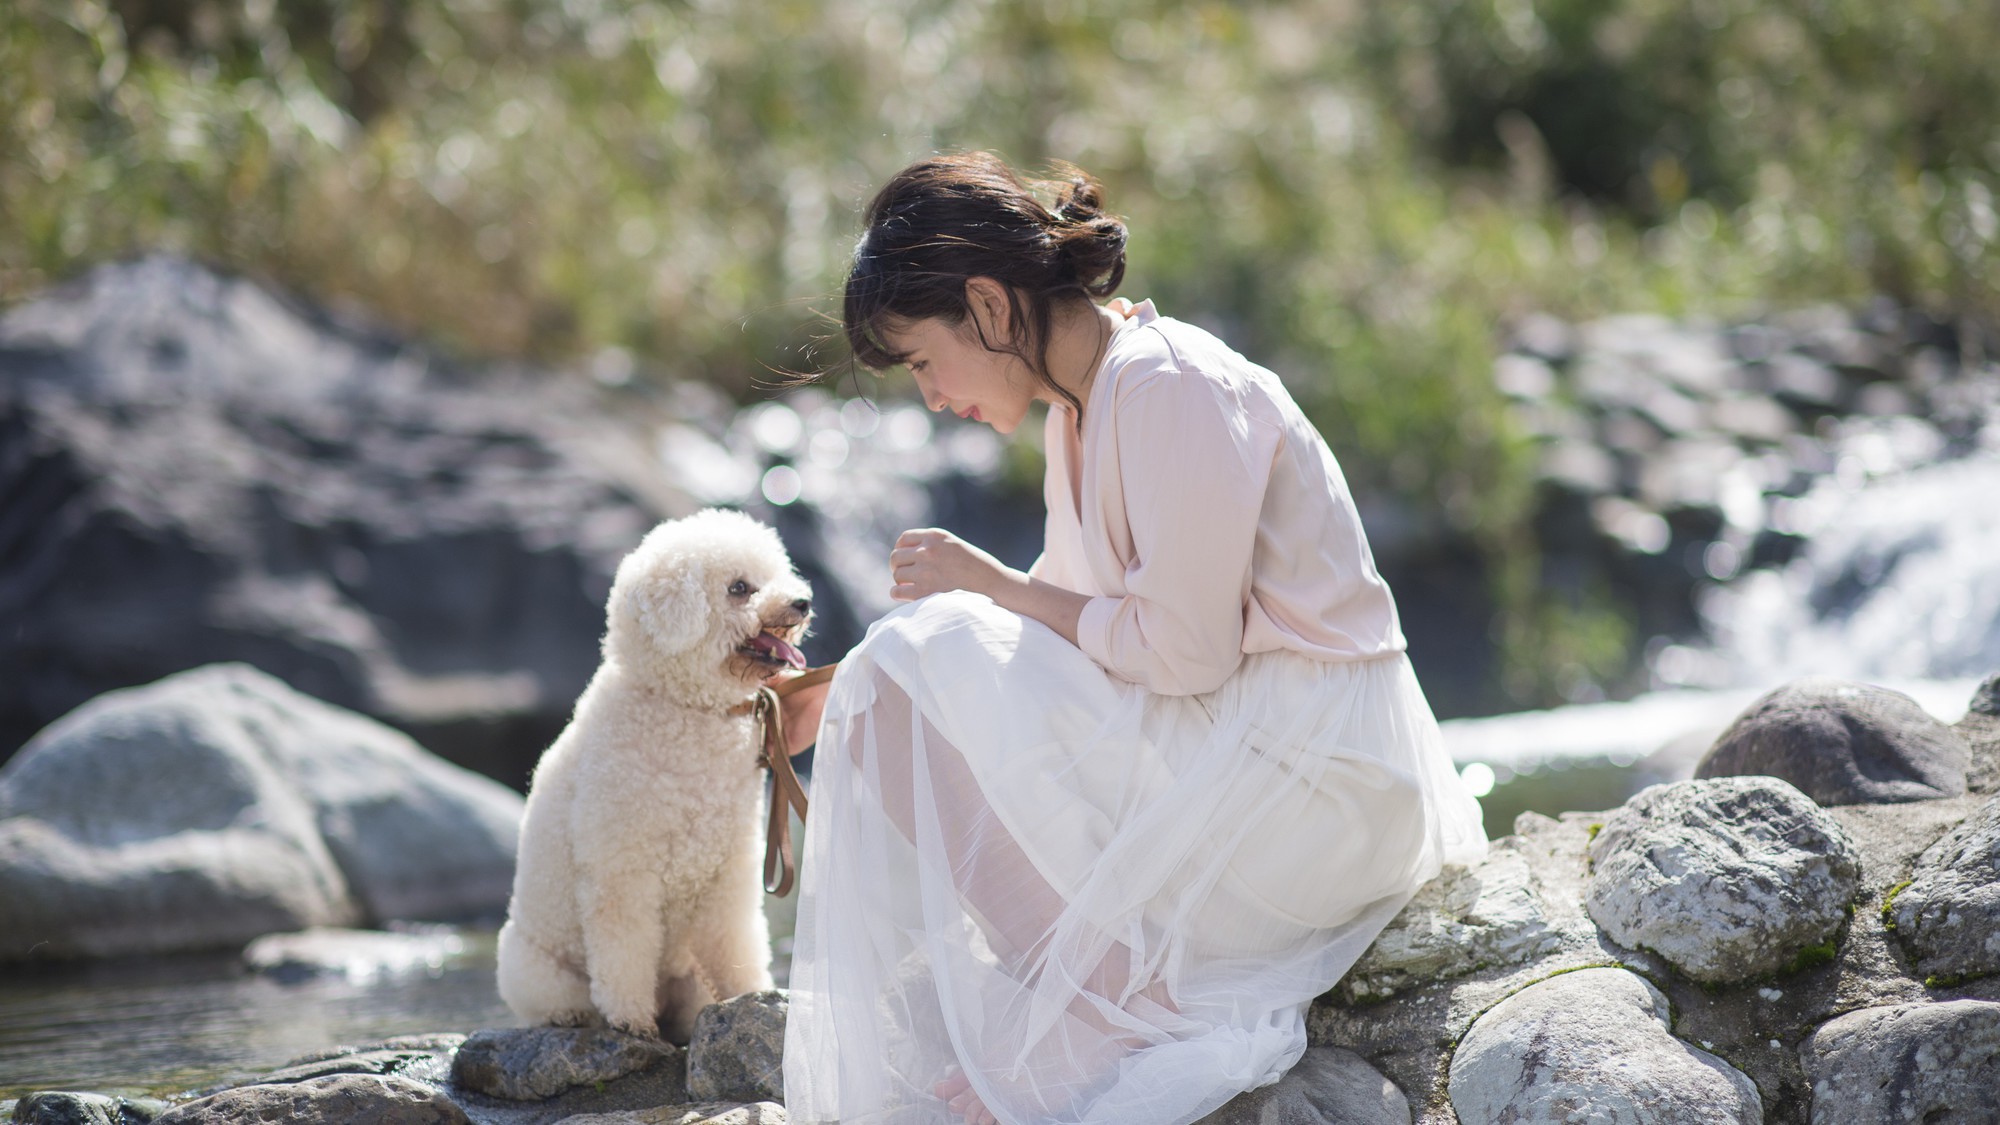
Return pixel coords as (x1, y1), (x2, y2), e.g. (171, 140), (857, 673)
(791, 598), (812, 613)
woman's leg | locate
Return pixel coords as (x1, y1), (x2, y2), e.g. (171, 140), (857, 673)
(841, 669), (1180, 1121)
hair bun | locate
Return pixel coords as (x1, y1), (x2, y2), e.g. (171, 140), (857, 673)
(1036, 164), (1126, 296)
(1052, 174), (1105, 223)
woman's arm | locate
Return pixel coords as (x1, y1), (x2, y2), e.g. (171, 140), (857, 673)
(888, 528), (1090, 645)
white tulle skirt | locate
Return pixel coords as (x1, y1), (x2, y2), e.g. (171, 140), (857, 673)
(783, 592), (1486, 1125)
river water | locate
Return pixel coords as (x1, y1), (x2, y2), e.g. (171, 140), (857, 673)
(0, 938), (509, 1100)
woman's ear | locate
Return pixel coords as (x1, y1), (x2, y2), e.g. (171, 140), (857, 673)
(963, 276), (1012, 342)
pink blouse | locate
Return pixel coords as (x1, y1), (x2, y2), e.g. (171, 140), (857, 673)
(1029, 300), (1406, 695)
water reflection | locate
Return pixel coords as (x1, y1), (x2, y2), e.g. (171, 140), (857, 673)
(0, 936), (513, 1100)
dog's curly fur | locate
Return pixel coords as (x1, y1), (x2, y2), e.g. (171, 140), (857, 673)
(496, 508), (812, 1041)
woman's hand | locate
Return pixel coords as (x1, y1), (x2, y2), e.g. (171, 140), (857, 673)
(762, 669), (832, 757)
(888, 528), (1013, 602)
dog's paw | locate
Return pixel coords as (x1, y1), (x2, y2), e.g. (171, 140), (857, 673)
(607, 1014), (665, 1040)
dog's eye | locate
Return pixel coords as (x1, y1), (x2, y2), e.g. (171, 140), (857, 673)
(728, 579), (750, 598)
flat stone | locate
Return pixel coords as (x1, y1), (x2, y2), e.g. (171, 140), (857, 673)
(553, 1104), (788, 1125)
(1801, 1000), (2000, 1123)
(152, 1075), (468, 1125)
(255, 1047), (452, 1086)
(1886, 792), (2000, 982)
(686, 992), (787, 1103)
(9, 1092), (163, 1125)
(1339, 839), (1571, 1003)
(1697, 678), (1968, 805)
(452, 1027), (681, 1103)
(1447, 967), (1762, 1124)
(1196, 1046), (1410, 1124)
(1586, 777), (1863, 984)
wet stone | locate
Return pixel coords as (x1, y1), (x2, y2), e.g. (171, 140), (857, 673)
(1697, 678), (1968, 806)
(686, 992), (787, 1103)
(1586, 776), (1862, 984)
(451, 1027), (680, 1102)
(1801, 1000), (2000, 1124)
(1448, 968), (1761, 1124)
(9, 1092), (163, 1125)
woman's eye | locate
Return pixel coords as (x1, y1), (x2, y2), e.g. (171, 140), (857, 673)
(910, 361), (927, 374)
(728, 580), (750, 597)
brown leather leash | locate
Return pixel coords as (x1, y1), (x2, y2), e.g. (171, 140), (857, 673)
(731, 662), (837, 897)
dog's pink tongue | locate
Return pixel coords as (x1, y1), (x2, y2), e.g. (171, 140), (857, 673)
(753, 632), (808, 670)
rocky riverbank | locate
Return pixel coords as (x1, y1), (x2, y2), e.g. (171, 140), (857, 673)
(7, 257), (1996, 791)
(6, 670), (1998, 1123)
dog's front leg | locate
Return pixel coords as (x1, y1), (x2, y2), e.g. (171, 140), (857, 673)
(577, 863), (670, 1037)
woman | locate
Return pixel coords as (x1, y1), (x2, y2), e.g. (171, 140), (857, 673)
(778, 152), (1487, 1125)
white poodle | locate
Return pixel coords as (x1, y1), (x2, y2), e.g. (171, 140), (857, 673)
(496, 508), (812, 1041)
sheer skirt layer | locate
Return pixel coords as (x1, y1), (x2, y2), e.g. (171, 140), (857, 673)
(784, 592), (1486, 1125)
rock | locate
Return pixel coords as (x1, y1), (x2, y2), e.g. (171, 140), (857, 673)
(1708, 393), (1797, 444)
(0, 664), (522, 959)
(243, 927), (472, 982)
(553, 1104), (788, 1125)
(686, 992), (787, 1103)
(1765, 353), (1849, 409)
(1696, 678), (1968, 805)
(1586, 776), (1863, 984)
(10, 1092), (163, 1124)
(151, 1074), (468, 1124)
(1800, 1000), (2000, 1124)
(0, 255), (692, 785)
(1338, 838), (1570, 1003)
(1493, 354), (1557, 399)
(1970, 674), (2000, 718)
(1540, 439), (1619, 495)
(1447, 967), (1762, 1124)
(256, 1047), (454, 1086)
(1196, 1046), (1410, 1124)
(1885, 792), (2000, 982)
(451, 1027), (682, 1102)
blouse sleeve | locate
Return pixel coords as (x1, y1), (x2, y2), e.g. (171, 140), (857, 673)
(1074, 368), (1281, 695)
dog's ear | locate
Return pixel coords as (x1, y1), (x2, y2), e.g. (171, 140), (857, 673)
(635, 563), (711, 656)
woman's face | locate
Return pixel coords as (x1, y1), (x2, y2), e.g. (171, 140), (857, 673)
(878, 314), (1040, 435)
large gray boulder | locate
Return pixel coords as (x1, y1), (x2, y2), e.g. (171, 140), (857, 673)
(1447, 967), (1762, 1124)
(1800, 1000), (2000, 1124)
(1884, 792), (2000, 982)
(0, 663), (522, 959)
(1586, 776), (1862, 983)
(0, 255), (687, 787)
(1696, 678), (1968, 805)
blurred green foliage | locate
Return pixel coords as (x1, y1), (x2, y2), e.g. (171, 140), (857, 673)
(4, 0), (1996, 711)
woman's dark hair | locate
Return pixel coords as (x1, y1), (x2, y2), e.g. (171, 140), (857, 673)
(842, 151), (1127, 418)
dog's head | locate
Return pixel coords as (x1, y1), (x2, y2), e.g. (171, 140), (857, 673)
(605, 509), (813, 698)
